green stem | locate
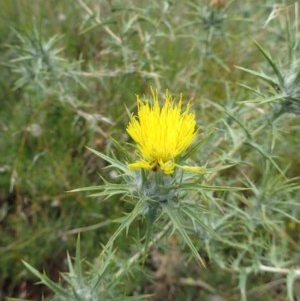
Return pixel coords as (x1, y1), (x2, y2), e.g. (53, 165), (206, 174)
(114, 221), (172, 280)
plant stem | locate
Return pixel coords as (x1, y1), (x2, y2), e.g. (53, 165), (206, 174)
(114, 221), (172, 280)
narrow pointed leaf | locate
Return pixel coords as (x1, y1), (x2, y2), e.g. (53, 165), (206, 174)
(86, 147), (129, 174)
(252, 39), (284, 87)
(245, 141), (285, 177)
(22, 261), (71, 298)
(162, 204), (205, 266)
(236, 66), (279, 87)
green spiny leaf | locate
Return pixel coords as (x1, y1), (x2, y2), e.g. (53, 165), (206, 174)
(162, 203), (205, 266)
(22, 261), (71, 298)
(252, 39), (285, 87)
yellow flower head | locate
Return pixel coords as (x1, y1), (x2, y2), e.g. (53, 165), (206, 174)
(126, 89), (197, 174)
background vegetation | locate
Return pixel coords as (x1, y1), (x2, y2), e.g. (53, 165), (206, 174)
(0, 0), (299, 300)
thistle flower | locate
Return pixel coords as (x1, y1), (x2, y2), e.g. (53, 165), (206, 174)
(126, 89), (197, 175)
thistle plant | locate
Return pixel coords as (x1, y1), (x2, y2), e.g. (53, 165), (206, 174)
(7, 27), (83, 100)
(73, 88), (238, 266)
(237, 6), (300, 118)
(13, 237), (146, 301)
